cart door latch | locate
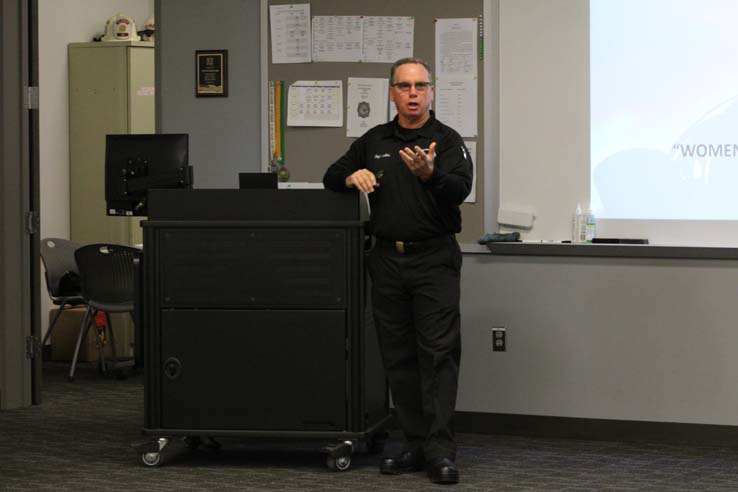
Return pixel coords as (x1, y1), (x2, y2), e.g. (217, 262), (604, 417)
(163, 357), (182, 380)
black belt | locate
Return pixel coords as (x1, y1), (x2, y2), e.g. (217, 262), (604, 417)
(375, 235), (452, 254)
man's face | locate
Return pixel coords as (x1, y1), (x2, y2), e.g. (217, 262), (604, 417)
(390, 63), (434, 127)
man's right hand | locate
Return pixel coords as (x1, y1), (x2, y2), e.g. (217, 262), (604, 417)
(345, 169), (379, 193)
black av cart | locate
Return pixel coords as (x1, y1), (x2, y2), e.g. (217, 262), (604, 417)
(134, 189), (390, 470)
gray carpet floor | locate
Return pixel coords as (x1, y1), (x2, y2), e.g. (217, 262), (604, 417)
(1, 363), (738, 491)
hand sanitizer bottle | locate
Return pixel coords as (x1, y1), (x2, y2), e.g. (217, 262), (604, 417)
(572, 203), (586, 243)
(584, 208), (597, 242)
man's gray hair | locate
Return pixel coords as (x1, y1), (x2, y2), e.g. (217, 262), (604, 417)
(390, 57), (433, 85)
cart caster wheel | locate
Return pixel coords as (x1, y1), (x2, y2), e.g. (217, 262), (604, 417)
(321, 440), (353, 471)
(183, 436), (201, 450)
(327, 454), (351, 471)
(141, 451), (162, 467)
(132, 437), (169, 467)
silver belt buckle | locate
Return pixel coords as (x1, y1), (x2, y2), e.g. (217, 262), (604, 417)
(395, 241), (405, 254)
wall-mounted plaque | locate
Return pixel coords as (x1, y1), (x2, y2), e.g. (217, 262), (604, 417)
(195, 50), (228, 97)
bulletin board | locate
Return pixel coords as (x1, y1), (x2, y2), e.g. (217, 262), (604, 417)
(267, 0), (485, 243)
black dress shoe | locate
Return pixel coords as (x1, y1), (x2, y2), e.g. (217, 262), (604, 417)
(379, 450), (424, 474)
(427, 457), (459, 484)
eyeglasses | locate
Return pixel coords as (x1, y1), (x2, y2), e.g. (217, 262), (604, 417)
(391, 81), (433, 93)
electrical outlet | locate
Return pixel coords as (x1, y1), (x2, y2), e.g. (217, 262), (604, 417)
(492, 327), (506, 352)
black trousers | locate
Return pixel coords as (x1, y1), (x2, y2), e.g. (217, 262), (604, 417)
(368, 236), (462, 461)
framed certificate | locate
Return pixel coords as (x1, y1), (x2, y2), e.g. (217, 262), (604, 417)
(195, 50), (228, 97)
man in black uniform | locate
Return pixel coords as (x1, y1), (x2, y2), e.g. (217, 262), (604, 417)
(323, 58), (473, 485)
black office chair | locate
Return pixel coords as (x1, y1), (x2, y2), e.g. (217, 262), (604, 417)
(69, 243), (140, 381)
(40, 238), (87, 347)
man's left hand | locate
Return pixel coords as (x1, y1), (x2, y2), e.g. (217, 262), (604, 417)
(400, 142), (436, 181)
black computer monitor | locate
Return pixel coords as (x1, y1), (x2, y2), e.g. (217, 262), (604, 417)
(105, 134), (192, 216)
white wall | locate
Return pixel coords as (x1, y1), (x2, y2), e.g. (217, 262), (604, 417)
(39, 0), (153, 338)
(498, 0), (589, 241)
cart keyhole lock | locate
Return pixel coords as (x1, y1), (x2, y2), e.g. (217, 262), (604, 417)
(163, 357), (182, 380)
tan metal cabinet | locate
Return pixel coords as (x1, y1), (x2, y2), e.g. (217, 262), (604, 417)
(68, 41), (154, 247)
(68, 41), (154, 357)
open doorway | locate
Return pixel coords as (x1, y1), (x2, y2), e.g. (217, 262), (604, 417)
(33, 0), (154, 404)
(3, 0), (156, 410)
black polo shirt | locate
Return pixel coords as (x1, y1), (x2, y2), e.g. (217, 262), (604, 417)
(323, 111), (473, 241)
